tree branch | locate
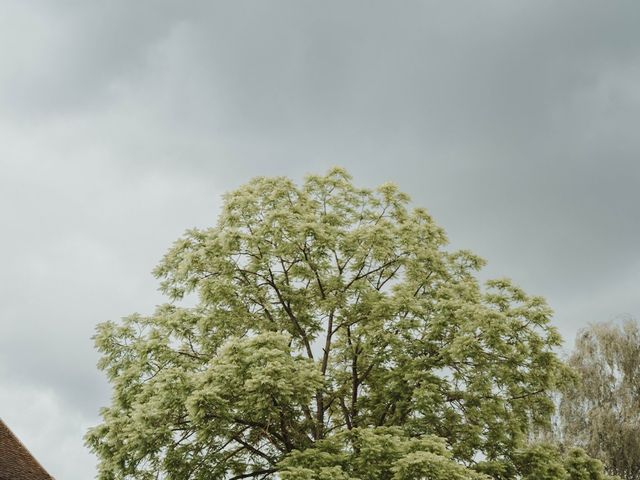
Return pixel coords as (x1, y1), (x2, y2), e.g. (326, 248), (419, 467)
(228, 468), (278, 480)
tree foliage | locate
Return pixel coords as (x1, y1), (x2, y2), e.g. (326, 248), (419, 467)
(278, 427), (489, 480)
(560, 319), (640, 480)
(87, 169), (572, 479)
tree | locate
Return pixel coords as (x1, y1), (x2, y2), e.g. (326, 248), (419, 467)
(87, 168), (571, 479)
(559, 319), (640, 480)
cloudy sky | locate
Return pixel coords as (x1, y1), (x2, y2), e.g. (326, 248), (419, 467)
(1, 1), (639, 478)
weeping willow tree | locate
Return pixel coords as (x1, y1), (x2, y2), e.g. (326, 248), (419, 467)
(86, 168), (611, 479)
(560, 319), (640, 480)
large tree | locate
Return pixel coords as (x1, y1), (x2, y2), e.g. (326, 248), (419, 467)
(559, 319), (640, 480)
(87, 169), (585, 479)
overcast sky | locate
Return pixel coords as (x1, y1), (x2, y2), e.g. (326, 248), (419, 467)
(1, 1), (640, 478)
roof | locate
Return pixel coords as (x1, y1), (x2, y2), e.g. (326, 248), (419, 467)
(0, 418), (54, 480)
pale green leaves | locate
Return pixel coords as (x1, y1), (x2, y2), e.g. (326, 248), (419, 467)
(188, 332), (323, 450)
(279, 428), (489, 480)
(88, 169), (571, 479)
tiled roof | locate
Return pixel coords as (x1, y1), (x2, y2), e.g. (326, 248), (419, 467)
(0, 418), (54, 480)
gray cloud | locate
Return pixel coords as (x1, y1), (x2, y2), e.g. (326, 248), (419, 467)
(1, 1), (640, 478)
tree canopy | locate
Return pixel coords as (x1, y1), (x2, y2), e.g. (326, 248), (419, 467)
(87, 169), (602, 479)
(560, 319), (640, 480)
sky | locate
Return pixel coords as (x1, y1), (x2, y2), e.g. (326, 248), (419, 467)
(1, 1), (639, 478)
